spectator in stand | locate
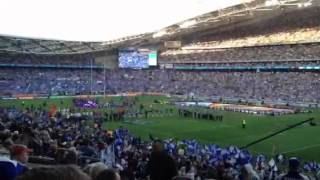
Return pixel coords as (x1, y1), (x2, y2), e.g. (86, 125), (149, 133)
(10, 144), (31, 165)
(146, 140), (178, 180)
(277, 158), (309, 180)
(0, 144), (31, 180)
(78, 138), (98, 158)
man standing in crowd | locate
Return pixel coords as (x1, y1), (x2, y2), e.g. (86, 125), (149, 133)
(147, 140), (178, 180)
(277, 157), (309, 180)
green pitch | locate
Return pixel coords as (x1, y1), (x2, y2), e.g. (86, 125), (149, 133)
(1, 95), (320, 162)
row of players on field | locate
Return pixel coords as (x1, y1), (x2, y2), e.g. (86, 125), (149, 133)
(21, 100), (250, 129)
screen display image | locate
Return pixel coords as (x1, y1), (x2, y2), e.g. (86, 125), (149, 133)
(119, 48), (157, 68)
(148, 52), (157, 66)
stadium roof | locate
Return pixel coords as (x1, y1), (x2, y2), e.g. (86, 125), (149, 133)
(0, 33), (151, 54)
(148, 0), (319, 44)
(0, 0), (318, 54)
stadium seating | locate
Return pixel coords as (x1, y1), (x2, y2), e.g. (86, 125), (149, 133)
(184, 27), (320, 49)
(1, 68), (320, 103)
(160, 43), (320, 63)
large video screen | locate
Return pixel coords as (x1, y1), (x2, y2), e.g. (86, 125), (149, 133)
(119, 48), (157, 68)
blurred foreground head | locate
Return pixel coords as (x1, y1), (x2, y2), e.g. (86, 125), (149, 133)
(17, 165), (90, 180)
(10, 144), (32, 164)
(152, 140), (164, 153)
(83, 162), (108, 180)
(288, 157), (300, 171)
(96, 169), (121, 180)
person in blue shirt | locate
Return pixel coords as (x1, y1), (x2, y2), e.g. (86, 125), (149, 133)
(0, 144), (31, 180)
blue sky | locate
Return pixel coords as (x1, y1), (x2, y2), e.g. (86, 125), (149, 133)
(0, 0), (242, 41)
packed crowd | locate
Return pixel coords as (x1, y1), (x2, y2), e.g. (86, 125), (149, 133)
(0, 105), (320, 180)
(171, 61), (320, 68)
(183, 27), (320, 49)
(1, 68), (320, 103)
(160, 43), (320, 63)
(0, 69), (93, 95)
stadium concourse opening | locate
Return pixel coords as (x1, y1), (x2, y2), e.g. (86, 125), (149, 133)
(1, 0), (320, 180)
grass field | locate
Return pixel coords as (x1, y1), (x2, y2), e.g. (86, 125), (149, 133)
(1, 95), (320, 162)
